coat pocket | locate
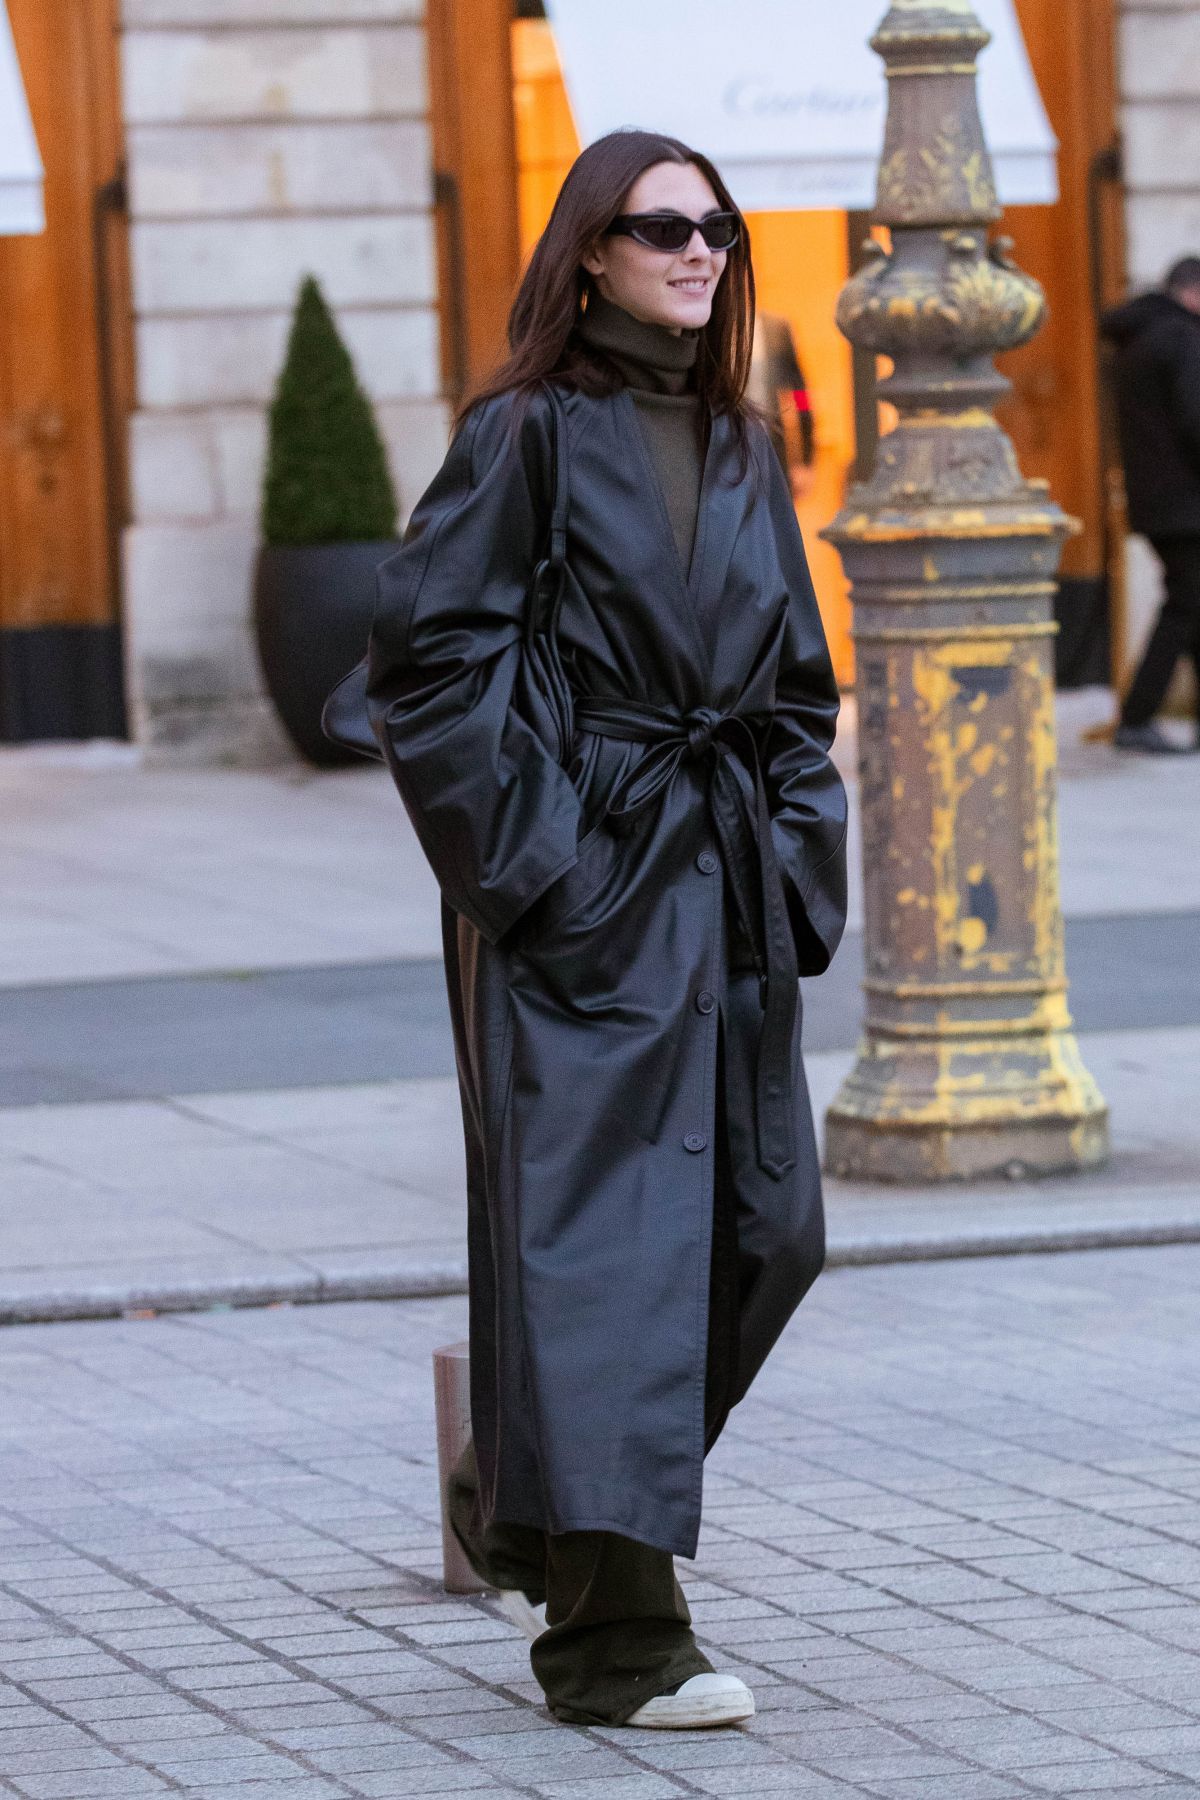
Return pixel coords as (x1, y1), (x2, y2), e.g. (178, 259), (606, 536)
(511, 817), (613, 948)
(504, 812), (680, 1148)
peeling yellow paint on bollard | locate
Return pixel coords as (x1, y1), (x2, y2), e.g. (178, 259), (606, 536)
(820, 0), (1108, 1183)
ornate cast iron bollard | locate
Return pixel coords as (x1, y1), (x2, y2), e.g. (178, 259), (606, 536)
(821, 0), (1109, 1181)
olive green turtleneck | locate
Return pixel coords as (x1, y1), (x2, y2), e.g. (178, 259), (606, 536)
(574, 290), (705, 578)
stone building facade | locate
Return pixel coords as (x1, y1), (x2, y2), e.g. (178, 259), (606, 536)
(113, 0), (1198, 756)
(119, 0), (449, 758)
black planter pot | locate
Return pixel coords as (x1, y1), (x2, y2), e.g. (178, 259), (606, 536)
(254, 540), (395, 766)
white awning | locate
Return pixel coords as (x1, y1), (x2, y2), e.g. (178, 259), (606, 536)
(0, 1), (43, 234)
(542, 0), (1057, 212)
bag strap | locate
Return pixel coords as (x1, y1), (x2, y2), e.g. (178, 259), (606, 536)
(526, 381), (570, 648)
(544, 379), (570, 571)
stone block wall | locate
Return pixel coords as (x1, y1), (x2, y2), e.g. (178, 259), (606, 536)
(1120, 0), (1200, 285)
(120, 0), (449, 759)
(1118, 0), (1200, 683)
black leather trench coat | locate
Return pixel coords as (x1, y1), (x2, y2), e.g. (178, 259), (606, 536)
(367, 381), (848, 1557)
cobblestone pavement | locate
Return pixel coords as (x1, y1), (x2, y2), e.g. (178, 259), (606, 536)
(2, 1247), (1200, 1798)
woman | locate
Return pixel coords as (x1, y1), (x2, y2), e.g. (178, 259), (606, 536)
(366, 130), (848, 1730)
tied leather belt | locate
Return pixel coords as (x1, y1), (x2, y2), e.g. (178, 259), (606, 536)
(573, 697), (799, 1181)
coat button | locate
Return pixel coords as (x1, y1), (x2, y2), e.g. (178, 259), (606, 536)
(696, 851), (719, 875)
(695, 990), (716, 1015)
(683, 1132), (707, 1153)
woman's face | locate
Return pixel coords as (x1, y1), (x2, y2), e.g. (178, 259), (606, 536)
(582, 161), (729, 334)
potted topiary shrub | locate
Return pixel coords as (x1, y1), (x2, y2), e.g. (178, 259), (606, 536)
(254, 274), (399, 765)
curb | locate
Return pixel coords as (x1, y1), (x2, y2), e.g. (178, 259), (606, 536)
(0, 1260), (471, 1329)
(4, 1216), (1200, 1327)
(827, 1217), (1200, 1266)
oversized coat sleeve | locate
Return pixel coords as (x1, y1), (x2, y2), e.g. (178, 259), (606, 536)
(758, 436), (850, 976)
(365, 388), (585, 944)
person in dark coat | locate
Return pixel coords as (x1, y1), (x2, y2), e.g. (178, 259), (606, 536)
(748, 310), (817, 499)
(1103, 256), (1200, 752)
(366, 130), (848, 1730)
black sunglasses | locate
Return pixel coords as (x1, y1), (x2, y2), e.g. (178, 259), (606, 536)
(606, 210), (740, 254)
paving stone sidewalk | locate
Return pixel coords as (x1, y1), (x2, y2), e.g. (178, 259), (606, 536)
(4, 1025), (1200, 1325)
(2, 1244), (1200, 1798)
(4, 694), (1200, 992)
(3, 689), (1200, 1322)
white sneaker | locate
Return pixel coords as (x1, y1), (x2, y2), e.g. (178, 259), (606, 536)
(497, 1589), (547, 1640)
(625, 1672), (755, 1729)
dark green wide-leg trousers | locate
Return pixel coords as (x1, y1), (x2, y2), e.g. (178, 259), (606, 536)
(447, 1442), (714, 1725)
(447, 1041), (745, 1727)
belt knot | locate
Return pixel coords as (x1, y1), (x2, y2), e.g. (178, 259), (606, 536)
(568, 689), (799, 1182)
(684, 706), (723, 759)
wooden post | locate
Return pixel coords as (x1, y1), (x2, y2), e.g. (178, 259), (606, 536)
(432, 1341), (488, 1595)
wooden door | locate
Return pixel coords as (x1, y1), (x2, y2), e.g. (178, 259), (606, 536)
(427, 0), (523, 403)
(0, 0), (130, 740)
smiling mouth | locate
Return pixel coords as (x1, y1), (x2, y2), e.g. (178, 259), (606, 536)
(669, 279), (709, 291)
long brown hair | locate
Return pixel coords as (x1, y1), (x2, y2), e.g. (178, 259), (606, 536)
(461, 129), (757, 458)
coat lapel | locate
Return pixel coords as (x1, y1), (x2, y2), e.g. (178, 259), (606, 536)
(688, 410), (751, 654)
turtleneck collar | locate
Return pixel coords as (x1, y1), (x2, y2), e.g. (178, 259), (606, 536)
(574, 289), (700, 396)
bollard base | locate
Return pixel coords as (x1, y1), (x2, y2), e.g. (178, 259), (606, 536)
(823, 1020), (1110, 1185)
(824, 1097), (1110, 1184)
